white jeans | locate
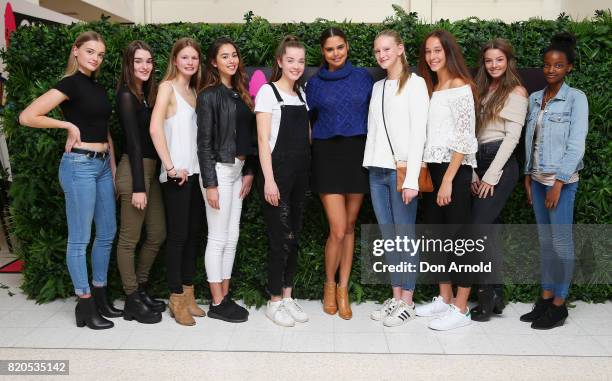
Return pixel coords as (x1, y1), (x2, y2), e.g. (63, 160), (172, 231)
(201, 158), (244, 283)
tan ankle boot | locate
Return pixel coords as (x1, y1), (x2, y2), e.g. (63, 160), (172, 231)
(336, 286), (352, 320)
(182, 285), (206, 317)
(169, 293), (195, 326)
(323, 282), (338, 315)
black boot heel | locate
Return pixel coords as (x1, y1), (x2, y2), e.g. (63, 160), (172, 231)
(492, 285), (505, 314)
(471, 287), (495, 322)
(123, 292), (162, 324)
(75, 297), (114, 330)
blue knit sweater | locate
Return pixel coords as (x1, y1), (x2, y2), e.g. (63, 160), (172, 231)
(306, 61), (373, 139)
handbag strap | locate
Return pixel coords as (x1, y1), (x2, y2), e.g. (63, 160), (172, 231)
(381, 79), (396, 161)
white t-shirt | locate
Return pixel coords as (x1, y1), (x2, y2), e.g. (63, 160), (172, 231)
(254, 83), (308, 152)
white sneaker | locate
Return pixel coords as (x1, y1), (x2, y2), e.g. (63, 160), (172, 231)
(428, 304), (472, 331)
(282, 297), (309, 323)
(383, 300), (416, 327)
(266, 300), (295, 327)
(370, 298), (399, 321)
(415, 296), (450, 317)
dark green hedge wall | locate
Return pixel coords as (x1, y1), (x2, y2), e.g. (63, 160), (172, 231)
(2, 8), (610, 304)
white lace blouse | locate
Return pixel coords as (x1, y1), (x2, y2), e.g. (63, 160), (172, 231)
(423, 84), (478, 167)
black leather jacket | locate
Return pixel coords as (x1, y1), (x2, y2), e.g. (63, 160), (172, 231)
(196, 85), (257, 188)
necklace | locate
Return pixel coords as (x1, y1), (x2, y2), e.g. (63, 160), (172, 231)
(542, 87), (558, 108)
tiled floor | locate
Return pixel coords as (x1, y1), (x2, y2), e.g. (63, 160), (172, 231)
(1, 273), (610, 356)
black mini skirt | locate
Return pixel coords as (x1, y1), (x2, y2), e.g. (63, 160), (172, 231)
(311, 135), (369, 194)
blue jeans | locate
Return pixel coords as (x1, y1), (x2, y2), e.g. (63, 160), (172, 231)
(59, 152), (117, 295)
(369, 167), (418, 291)
(531, 179), (578, 300)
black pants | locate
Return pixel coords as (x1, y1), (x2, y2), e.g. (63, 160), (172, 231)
(161, 175), (204, 294)
(258, 155), (309, 296)
(422, 163), (473, 286)
(471, 140), (519, 285)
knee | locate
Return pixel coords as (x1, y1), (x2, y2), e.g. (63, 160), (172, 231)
(345, 222), (356, 236)
(145, 228), (166, 247)
(329, 225), (347, 242)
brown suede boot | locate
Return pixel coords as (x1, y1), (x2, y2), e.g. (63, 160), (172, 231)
(168, 293), (195, 326)
(182, 285), (206, 317)
(336, 286), (352, 320)
(323, 282), (338, 315)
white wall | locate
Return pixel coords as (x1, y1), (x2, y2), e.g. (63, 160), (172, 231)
(137, 0), (610, 23)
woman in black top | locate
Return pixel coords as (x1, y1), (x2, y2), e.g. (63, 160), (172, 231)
(115, 41), (165, 324)
(196, 37), (255, 323)
(19, 31), (120, 330)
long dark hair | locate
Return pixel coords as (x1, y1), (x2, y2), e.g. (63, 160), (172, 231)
(117, 40), (157, 106)
(319, 27), (348, 67)
(202, 37), (253, 110)
(475, 38), (523, 134)
(417, 29), (477, 104)
(270, 35), (306, 92)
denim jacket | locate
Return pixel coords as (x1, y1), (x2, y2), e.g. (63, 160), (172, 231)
(524, 82), (589, 182)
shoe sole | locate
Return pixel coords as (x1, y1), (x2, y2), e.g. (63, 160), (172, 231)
(531, 317), (567, 330)
(428, 320), (472, 331)
(123, 314), (162, 324)
(265, 313), (295, 327)
(383, 318), (415, 327)
(416, 311), (447, 317)
(207, 311), (248, 323)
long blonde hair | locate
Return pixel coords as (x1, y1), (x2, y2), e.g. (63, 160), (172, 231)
(64, 31), (105, 78)
(162, 37), (203, 92)
(375, 30), (411, 94)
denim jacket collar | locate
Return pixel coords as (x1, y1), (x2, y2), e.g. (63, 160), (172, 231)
(534, 82), (570, 106)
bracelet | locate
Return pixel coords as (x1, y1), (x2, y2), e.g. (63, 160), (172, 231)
(165, 166), (174, 173)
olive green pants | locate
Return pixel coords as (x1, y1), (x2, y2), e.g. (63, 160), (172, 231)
(115, 155), (166, 295)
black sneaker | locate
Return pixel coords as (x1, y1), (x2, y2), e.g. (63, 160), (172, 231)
(208, 298), (248, 323)
(531, 304), (568, 330)
(224, 295), (249, 317)
(520, 297), (553, 322)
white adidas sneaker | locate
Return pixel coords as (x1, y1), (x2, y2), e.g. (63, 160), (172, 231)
(383, 300), (416, 327)
(428, 304), (472, 331)
(266, 300), (295, 327)
(370, 298), (399, 321)
(282, 297), (309, 323)
(415, 295), (450, 317)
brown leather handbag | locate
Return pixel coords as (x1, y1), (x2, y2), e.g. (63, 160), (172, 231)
(381, 79), (433, 193)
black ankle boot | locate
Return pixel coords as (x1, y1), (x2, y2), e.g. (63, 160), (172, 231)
(520, 297), (553, 322)
(471, 287), (496, 322)
(492, 284), (505, 314)
(531, 303), (568, 330)
(75, 297), (114, 330)
(138, 283), (166, 313)
(92, 286), (123, 318)
(123, 292), (162, 324)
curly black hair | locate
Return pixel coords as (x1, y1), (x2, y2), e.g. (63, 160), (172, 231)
(542, 31), (577, 64)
